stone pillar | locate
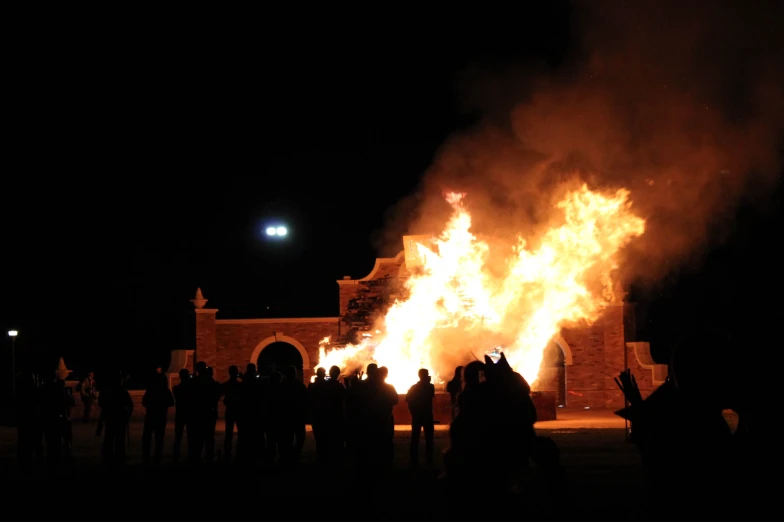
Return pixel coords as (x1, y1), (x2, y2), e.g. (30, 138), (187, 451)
(601, 303), (626, 410)
(195, 309), (218, 369)
(191, 288), (218, 371)
(561, 303), (628, 409)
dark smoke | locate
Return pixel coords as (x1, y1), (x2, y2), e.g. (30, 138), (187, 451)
(378, 0), (784, 287)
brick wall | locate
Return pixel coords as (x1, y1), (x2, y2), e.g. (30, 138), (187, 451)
(194, 317), (342, 382)
(555, 304), (626, 409)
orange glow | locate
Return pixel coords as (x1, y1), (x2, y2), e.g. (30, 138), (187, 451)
(315, 184), (645, 392)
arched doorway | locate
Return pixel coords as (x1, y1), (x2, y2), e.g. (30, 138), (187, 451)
(257, 342), (304, 382)
(541, 341), (567, 406)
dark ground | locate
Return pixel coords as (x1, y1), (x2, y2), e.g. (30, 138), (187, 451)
(0, 416), (659, 519)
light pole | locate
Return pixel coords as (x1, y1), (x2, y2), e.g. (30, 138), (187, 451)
(8, 330), (18, 398)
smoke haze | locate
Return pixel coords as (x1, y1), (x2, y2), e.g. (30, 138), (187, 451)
(377, 0), (784, 288)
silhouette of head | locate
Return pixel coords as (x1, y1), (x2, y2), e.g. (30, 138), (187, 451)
(196, 361), (207, 375)
(453, 366), (463, 381)
(245, 363), (257, 378)
(329, 365), (341, 380)
(378, 366), (388, 382)
(366, 363), (378, 380)
(418, 368), (429, 381)
(229, 365), (238, 378)
(155, 372), (168, 388)
(463, 361), (485, 387)
(179, 368), (189, 383)
(316, 367), (326, 380)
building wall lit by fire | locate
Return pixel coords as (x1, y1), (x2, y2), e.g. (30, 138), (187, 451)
(191, 244), (666, 410)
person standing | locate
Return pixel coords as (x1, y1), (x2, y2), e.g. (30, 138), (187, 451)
(222, 365), (242, 462)
(406, 368), (435, 465)
(80, 371), (97, 422)
(141, 372), (174, 465)
(171, 368), (192, 464)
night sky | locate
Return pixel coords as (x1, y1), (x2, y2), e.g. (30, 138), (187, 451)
(2, 2), (781, 385)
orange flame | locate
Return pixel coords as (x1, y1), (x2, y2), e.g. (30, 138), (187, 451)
(315, 184), (645, 392)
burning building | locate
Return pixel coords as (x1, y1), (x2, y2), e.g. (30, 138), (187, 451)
(188, 184), (667, 419)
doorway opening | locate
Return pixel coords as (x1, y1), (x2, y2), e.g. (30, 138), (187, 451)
(257, 341), (304, 383)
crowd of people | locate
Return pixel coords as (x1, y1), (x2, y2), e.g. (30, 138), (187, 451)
(12, 341), (756, 513)
(12, 359), (447, 473)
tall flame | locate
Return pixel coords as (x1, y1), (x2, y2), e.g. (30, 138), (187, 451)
(315, 184), (645, 392)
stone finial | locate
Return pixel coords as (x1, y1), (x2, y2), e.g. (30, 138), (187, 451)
(56, 357), (72, 380)
(191, 288), (208, 309)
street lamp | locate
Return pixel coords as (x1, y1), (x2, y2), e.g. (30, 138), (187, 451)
(8, 330), (18, 398)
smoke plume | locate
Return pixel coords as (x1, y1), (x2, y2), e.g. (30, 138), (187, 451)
(378, 0), (784, 287)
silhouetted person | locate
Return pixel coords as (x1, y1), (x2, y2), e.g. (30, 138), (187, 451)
(79, 371), (97, 422)
(187, 362), (207, 463)
(308, 367), (328, 463)
(280, 365), (307, 465)
(142, 372), (174, 465)
(238, 363), (264, 465)
(40, 370), (75, 470)
(321, 365), (347, 464)
(171, 368), (192, 464)
(615, 335), (733, 509)
(265, 371), (285, 464)
(222, 365), (241, 462)
(376, 366), (399, 466)
(96, 371), (134, 468)
(345, 366), (371, 463)
(445, 360), (486, 480)
(406, 368), (435, 465)
(446, 366), (463, 419)
(350, 363), (378, 467)
(15, 369), (43, 473)
(191, 365), (221, 463)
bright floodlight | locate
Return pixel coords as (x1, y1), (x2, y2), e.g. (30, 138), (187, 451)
(275, 226), (287, 236)
(8, 330), (18, 337)
(266, 227), (277, 236)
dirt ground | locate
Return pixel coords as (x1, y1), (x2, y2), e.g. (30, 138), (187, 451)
(0, 410), (739, 519)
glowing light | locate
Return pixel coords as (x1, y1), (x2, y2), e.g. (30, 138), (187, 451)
(276, 226), (287, 236)
(266, 227), (277, 236)
(312, 184), (646, 392)
(8, 330), (18, 337)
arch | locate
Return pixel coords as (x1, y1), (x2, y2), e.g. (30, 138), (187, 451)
(257, 342), (304, 381)
(250, 333), (311, 370)
(552, 334), (573, 366)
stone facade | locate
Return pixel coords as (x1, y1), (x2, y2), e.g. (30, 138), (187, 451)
(191, 250), (666, 410)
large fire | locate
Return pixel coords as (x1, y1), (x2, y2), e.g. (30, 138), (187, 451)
(315, 184), (646, 393)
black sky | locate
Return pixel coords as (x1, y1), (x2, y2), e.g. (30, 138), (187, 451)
(2, 2), (781, 378)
